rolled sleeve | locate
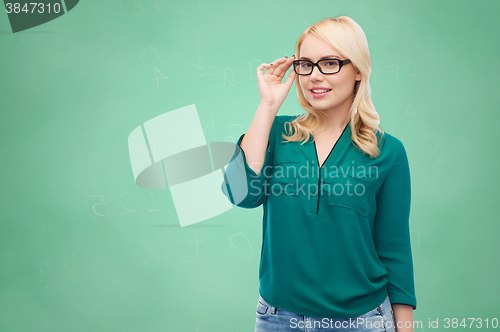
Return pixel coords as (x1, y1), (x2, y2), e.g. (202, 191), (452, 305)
(372, 140), (417, 310)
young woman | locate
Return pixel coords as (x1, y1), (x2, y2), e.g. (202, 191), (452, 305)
(221, 16), (416, 332)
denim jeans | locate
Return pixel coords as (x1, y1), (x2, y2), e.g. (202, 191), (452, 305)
(255, 294), (396, 332)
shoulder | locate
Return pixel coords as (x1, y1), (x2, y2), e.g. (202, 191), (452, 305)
(378, 130), (409, 165)
(282, 114), (303, 127)
(277, 114), (302, 122)
(269, 115), (295, 143)
(378, 130), (406, 152)
(273, 114), (302, 131)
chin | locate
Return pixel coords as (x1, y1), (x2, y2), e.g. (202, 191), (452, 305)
(309, 99), (337, 110)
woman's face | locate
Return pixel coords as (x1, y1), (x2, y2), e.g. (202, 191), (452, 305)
(298, 34), (361, 115)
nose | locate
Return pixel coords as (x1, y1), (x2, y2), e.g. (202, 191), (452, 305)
(310, 64), (323, 81)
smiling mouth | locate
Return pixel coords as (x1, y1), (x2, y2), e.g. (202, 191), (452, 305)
(311, 89), (332, 93)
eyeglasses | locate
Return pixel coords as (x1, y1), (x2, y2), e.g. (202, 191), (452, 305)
(293, 58), (352, 75)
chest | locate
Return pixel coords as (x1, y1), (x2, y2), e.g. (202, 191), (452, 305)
(313, 132), (343, 168)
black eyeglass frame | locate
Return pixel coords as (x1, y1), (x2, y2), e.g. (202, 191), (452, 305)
(292, 58), (352, 75)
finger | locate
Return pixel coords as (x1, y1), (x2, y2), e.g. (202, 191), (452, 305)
(271, 56), (291, 77)
(265, 57), (288, 76)
(284, 66), (297, 89)
(257, 63), (273, 79)
(270, 56), (288, 66)
(273, 56), (295, 78)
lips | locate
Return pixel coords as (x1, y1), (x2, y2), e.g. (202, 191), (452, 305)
(310, 87), (332, 93)
(310, 88), (332, 98)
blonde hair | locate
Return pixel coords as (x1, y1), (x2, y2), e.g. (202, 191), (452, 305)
(283, 16), (383, 159)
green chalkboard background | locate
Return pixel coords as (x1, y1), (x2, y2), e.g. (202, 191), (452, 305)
(1, 0), (499, 331)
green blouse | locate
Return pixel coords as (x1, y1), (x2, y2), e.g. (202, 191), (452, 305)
(221, 114), (416, 318)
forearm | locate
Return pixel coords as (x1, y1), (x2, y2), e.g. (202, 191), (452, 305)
(239, 103), (278, 175)
(392, 304), (414, 332)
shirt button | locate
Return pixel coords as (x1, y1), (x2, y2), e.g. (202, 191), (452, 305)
(377, 307), (380, 312)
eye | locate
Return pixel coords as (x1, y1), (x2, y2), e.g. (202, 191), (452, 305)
(300, 61), (312, 68)
(323, 60), (339, 68)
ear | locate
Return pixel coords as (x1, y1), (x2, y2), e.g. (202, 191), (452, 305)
(355, 69), (362, 82)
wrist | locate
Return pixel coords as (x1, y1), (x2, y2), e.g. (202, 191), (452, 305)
(258, 102), (281, 115)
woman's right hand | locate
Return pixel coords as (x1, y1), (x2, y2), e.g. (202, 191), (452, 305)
(257, 56), (296, 109)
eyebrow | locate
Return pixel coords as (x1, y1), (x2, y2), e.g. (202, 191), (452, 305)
(299, 55), (341, 60)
